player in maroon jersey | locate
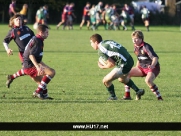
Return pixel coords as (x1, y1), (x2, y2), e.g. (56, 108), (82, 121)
(56, 3), (69, 30)
(23, 24), (55, 99)
(122, 3), (135, 31)
(122, 30), (163, 100)
(66, 2), (76, 30)
(3, 14), (35, 88)
(79, 2), (91, 30)
(9, 0), (16, 18)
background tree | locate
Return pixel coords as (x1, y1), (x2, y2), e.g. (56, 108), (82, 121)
(0, 0), (135, 24)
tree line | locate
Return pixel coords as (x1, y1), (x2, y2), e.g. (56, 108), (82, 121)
(0, 0), (132, 24)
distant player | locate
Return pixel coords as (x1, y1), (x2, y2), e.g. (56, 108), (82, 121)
(94, 1), (104, 30)
(141, 5), (150, 31)
(79, 2), (91, 30)
(23, 24), (55, 99)
(122, 30), (163, 100)
(57, 3), (69, 30)
(66, 2), (76, 30)
(120, 9), (130, 31)
(89, 4), (96, 30)
(3, 14), (35, 88)
(123, 4), (135, 31)
(9, 0), (16, 18)
(90, 33), (145, 100)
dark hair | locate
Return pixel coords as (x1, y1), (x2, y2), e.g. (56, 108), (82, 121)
(37, 24), (49, 32)
(90, 34), (102, 43)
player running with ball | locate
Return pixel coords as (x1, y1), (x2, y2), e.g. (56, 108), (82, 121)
(90, 33), (144, 100)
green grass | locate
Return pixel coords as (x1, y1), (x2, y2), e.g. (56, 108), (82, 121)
(0, 24), (181, 135)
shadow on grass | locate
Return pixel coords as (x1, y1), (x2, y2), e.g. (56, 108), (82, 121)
(0, 97), (129, 103)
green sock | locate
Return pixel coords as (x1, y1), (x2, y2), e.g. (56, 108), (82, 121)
(106, 84), (116, 97)
(126, 79), (139, 92)
(95, 23), (99, 29)
(104, 24), (106, 29)
(106, 24), (109, 30)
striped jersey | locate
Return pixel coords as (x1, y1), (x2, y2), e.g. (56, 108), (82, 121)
(98, 40), (132, 68)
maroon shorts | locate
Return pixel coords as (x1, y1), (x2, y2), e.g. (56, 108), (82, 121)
(138, 66), (160, 77)
(62, 14), (67, 21)
(19, 52), (24, 62)
(24, 66), (38, 78)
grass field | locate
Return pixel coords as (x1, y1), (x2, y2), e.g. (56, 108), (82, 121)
(0, 24), (181, 135)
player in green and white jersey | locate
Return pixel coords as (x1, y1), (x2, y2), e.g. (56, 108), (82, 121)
(141, 6), (150, 31)
(89, 4), (96, 30)
(90, 33), (145, 100)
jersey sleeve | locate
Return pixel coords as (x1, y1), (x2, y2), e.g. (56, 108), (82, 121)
(25, 26), (35, 37)
(26, 37), (37, 56)
(3, 29), (15, 44)
(98, 49), (108, 61)
(143, 44), (159, 59)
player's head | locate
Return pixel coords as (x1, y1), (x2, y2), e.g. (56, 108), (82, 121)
(37, 24), (49, 39)
(90, 34), (102, 50)
(70, 2), (74, 7)
(98, 1), (103, 6)
(131, 30), (144, 45)
(9, 14), (23, 28)
(12, 0), (16, 3)
(86, 2), (91, 7)
(131, 30), (144, 40)
(23, 4), (28, 8)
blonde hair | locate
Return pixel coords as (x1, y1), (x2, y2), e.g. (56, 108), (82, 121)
(9, 14), (24, 28)
(131, 30), (144, 40)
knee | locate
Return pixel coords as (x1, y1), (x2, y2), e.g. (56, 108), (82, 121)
(50, 68), (56, 78)
(145, 78), (151, 85)
(102, 77), (109, 87)
(118, 78), (124, 83)
(118, 77), (129, 84)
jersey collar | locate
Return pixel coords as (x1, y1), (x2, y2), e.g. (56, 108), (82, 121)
(98, 41), (103, 47)
(36, 34), (44, 41)
(134, 41), (144, 48)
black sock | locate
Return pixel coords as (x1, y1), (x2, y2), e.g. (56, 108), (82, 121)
(106, 84), (116, 97)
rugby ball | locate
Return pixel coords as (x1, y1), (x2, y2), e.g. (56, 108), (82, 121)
(98, 56), (107, 66)
(33, 23), (38, 30)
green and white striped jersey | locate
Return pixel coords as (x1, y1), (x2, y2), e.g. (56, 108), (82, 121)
(98, 40), (132, 68)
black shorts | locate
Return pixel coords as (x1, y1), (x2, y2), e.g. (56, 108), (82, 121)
(82, 15), (90, 21)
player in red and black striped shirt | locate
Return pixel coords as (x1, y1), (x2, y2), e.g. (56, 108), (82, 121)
(123, 30), (163, 100)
